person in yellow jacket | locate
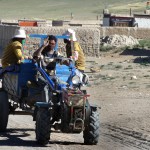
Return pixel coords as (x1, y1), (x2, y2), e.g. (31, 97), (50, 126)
(63, 29), (85, 73)
(1, 28), (26, 68)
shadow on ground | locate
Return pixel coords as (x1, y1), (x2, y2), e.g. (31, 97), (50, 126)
(120, 48), (150, 56)
(0, 128), (83, 147)
(120, 48), (150, 64)
(0, 128), (42, 147)
(133, 57), (150, 64)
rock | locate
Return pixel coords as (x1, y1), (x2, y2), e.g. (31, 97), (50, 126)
(131, 76), (137, 80)
(90, 67), (100, 73)
(102, 34), (139, 47)
(107, 74), (112, 77)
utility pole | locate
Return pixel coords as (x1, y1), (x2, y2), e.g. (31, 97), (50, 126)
(71, 12), (73, 20)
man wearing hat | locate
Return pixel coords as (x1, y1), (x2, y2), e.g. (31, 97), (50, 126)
(63, 29), (85, 73)
(1, 28), (26, 68)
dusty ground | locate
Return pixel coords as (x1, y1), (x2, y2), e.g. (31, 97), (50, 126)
(1, 48), (150, 150)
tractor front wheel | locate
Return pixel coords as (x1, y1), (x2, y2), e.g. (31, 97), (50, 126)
(35, 108), (51, 145)
(83, 108), (100, 145)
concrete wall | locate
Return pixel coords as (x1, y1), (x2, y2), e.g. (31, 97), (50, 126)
(135, 18), (150, 28)
(103, 18), (110, 26)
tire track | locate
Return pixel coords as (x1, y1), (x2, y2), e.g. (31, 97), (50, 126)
(101, 123), (150, 150)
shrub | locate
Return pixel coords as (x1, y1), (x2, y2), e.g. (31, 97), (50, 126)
(100, 45), (113, 52)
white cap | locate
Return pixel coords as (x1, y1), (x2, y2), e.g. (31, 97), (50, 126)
(13, 28), (26, 39)
(63, 28), (77, 41)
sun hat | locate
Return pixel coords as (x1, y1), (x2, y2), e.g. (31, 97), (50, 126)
(13, 28), (26, 39)
(63, 28), (77, 41)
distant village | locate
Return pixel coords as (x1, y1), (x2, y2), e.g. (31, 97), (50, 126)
(0, 1), (150, 58)
(0, 1), (150, 28)
(103, 1), (150, 28)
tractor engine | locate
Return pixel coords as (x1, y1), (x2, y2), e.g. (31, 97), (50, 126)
(61, 88), (86, 133)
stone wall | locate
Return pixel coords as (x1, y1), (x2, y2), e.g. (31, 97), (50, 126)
(1, 25), (150, 58)
(0, 26), (100, 58)
(24, 27), (100, 57)
(99, 27), (150, 39)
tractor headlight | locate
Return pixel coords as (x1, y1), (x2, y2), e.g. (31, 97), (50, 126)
(72, 75), (80, 85)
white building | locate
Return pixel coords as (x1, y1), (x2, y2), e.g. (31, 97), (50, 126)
(134, 14), (150, 28)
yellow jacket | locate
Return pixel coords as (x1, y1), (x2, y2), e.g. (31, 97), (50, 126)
(2, 41), (23, 68)
(73, 42), (85, 71)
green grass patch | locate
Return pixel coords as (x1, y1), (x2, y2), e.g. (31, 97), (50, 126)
(129, 82), (136, 84)
(100, 65), (105, 69)
(94, 74), (116, 80)
(0, 0), (144, 20)
(93, 82), (100, 85)
(146, 85), (150, 88)
(122, 76), (126, 80)
(108, 62), (113, 65)
(140, 62), (150, 66)
(143, 75), (150, 78)
(139, 39), (150, 48)
(87, 84), (92, 87)
(100, 45), (114, 52)
(124, 65), (133, 69)
(115, 65), (122, 69)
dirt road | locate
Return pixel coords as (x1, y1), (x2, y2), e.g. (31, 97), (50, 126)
(1, 49), (150, 150)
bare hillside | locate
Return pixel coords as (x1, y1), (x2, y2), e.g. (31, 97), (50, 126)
(0, 0), (145, 20)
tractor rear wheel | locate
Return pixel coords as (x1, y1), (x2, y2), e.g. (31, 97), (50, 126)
(83, 108), (100, 145)
(35, 108), (51, 145)
(0, 90), (9, 132)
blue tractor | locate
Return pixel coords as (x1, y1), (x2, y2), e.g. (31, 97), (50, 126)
(0, 34), (100, 145)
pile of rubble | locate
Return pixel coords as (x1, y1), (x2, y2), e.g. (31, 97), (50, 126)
(101, 34), (139, 47)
